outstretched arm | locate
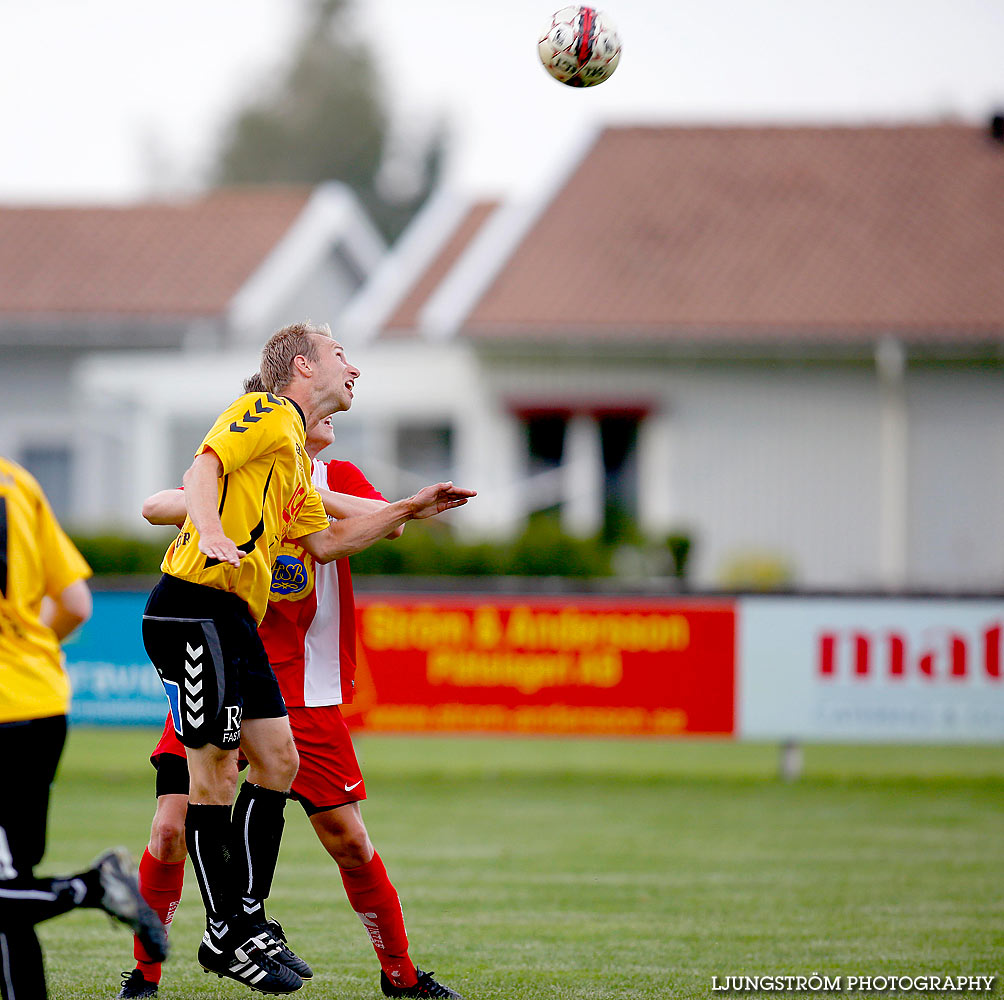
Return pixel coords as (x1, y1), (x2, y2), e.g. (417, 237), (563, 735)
(142, 488), (186, 526)
(299, 482), (476, 564)
(144, 484), (405, 540)
(316, 488), (404, 539)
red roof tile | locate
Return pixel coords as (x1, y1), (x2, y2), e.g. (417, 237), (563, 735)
(462, 124), (1004, 342)
(0, 187), (312, 318)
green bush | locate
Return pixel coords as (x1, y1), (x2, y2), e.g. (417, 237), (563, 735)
(665, 532), (693, 579)
(70, 520), (692, 580)
(500, 517), (610, 577)
(348, 518), (611, 577)
(70, 532), (175, 576)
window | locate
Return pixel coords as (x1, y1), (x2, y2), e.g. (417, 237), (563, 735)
(598, 414), (639, 542)
(517, 408), (642, 539)
(525, 414), (567, 475)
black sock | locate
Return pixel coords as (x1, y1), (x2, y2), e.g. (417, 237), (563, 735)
(186, 803), (234, 944)
(0, 872), (93, 926)
(230, 782), (287, 931)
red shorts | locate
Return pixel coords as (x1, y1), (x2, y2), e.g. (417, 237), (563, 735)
(152, 714), (186, 759)
(150, 706), (365, 813)
(287, 705), (366, 814)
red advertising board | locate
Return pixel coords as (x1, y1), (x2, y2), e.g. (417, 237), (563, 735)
(347, 596), (736, 736)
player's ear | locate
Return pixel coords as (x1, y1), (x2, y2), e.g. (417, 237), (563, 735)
(293, 354), (313, 376)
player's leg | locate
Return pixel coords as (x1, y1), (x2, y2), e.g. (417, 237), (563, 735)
(225, 714), (315, 983)
(188, 741), (306, 991)
(291, 706), (461, 998)
(141, 790), (188, 953)
(0, 718), (167, 999)
(0, 714), (70, 999)
(142, 580), (242, 951)
(231, 715), (299, 929)
(204, 644), (305, 988)
(120, 747), (189, 999)
(309, 804), (412, 980)
(306, 800), (462, 999)
(144, 577), (298, 992)
(228, 612), (300, 932)
(186, 741), (240, 940)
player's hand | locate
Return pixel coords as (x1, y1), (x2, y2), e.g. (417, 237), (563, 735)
(198, 533), (245, 567)
(408, 482), (477, 520)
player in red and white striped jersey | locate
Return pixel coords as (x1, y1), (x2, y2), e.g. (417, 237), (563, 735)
(118, 401), (463, 1000)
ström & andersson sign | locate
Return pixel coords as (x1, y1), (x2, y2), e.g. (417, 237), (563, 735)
(349, 596), (736, 736)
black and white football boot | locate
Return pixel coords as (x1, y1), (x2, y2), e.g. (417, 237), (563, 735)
(261, 917), (313, 981)
(380, 968), (464, 999)
(198, 926), (303, 994)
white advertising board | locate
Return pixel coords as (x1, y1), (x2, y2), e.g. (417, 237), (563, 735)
(738, 597), (1004, 742)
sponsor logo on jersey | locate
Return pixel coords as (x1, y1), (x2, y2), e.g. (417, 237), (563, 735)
(281, 483), (308, 526)
(270, 542), (314, 601)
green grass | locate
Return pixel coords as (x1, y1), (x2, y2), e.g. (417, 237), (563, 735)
(37, 730), (1004, 999)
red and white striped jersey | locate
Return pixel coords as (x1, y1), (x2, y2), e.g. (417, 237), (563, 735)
(260, 459), (385, 707)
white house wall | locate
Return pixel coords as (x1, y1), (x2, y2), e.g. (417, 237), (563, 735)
(69, 339), (1004, 591)
(0, 349), (95, 526)
(325, 340), (511, 535)
(906, 368), (1004, 590)
(76, 349), (262, 528)
(663, 364), (883, 589)
(74, 341), (492, 533)
(471, 353), (885, 588)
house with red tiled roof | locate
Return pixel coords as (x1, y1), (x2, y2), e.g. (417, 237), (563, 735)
(0, 183), (384, 525)
(337, 119), (1004, 590)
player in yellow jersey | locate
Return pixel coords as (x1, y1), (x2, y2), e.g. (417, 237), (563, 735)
(142, 322), (475, 994)
(0, 456), (168, 999)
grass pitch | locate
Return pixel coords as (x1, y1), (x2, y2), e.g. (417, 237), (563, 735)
(39, 731), (1004, 999)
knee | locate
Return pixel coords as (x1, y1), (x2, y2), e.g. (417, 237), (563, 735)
(252, 741), (298, 791)
(149, 796), (189, 862)
(314, 812), (373, 868)
(150, 815), (187, 862)
(333, 829), (373, 869)
(189, 755), (239, 805)
(279, 741), (299, 784)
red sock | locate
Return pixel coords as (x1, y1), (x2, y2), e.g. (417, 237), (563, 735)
(135, 847), (185, 983)
(339, 852), (417, 988)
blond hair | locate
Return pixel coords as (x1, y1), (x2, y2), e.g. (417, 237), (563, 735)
(259, 321), (332, 393)
(242, 372), (266, 394)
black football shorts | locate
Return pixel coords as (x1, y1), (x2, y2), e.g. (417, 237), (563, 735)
(142, 574), (286, 750)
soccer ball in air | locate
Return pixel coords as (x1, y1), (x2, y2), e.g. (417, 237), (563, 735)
(538, 6), (622, 88)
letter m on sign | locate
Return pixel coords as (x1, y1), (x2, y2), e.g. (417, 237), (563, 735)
(818, 632), (871, 677)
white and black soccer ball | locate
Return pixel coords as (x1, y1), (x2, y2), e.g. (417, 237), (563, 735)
(538, 6), (622, 88)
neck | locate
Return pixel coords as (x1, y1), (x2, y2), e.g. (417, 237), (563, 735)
(281, 387), (317, 426)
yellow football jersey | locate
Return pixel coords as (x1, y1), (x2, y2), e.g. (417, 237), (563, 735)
(0, 456), (92, 723)
(161, 392), (330, 624)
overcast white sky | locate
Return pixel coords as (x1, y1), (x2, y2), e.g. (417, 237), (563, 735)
(0, 0), (1001, 203)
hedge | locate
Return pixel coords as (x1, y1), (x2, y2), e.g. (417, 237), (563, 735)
(70, 522), (692, 581)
